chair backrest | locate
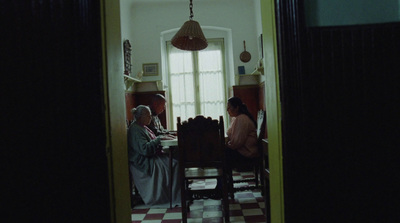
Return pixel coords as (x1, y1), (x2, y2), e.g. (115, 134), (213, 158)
(177, 115), (225, 168)
(257, 110), (267, 174)
(257, 110), (266, 141)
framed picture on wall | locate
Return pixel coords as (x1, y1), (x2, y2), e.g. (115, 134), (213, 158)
(142, 63), (158, 76)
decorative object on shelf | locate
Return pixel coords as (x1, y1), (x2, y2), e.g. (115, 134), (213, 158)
(253, 58), (264, 75)
(123, 40), (132, 76)
(142, 63), (158, 76)
(156, 80), (163, 91)
(136, 70), (143, 80)
(171, 0), (207, 51)
(238, 66), (245, 75)
(240, 40), (251, 63)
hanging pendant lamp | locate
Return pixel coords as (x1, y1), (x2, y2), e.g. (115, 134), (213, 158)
(171, 0), (207, 51)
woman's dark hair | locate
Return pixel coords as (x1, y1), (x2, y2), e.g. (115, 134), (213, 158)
(228, 97), (256, 126)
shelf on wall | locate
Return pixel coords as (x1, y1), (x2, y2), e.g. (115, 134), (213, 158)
(135, 80), (163, 92)
(124, 75), (142, 92)
(235, 73), (260, 85)
(235, 66), (264, 85)
(252, 66), (264, 75)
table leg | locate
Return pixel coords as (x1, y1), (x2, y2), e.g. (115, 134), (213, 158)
(169, 147), (172, 209)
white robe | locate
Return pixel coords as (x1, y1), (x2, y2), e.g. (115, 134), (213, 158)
(130, 154), (181, 208)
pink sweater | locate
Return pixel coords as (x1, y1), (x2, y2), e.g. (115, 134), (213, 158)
(226, 114), (258, 158)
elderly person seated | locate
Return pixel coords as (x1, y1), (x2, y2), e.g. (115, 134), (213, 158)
(148, 94), (177, 137)
(148, 94), (168, 135)
(128, 105), (181, 207)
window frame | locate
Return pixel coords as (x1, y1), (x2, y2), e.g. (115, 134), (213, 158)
(165, 38), (228, 130)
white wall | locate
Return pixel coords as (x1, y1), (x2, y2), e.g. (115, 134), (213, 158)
(120, 0), (132, 40)
(254, 0), (265, 84)
(121, 0), (261, 87)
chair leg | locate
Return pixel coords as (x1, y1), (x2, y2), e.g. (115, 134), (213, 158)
(260, 171), (265, 196)
(222, 176), (230, 223)
(255, 166), (259, 187)
(181, 176), (188, 223)
(259, 162), (265, 196)
(228, 169), (235, 200)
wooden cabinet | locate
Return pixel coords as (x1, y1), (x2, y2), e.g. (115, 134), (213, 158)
(232, 85), (260, 122)
(125, 92), (136, 121)
(258, 81), (265, 111)
(125, 91), (166, 127)
(232, 83), (267, 138)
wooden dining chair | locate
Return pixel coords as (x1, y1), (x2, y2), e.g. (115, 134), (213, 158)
(229, 110), (266, 196)
(177, 115), (230, 223)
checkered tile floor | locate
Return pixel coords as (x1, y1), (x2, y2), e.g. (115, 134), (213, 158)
(131, 171), (267, 223)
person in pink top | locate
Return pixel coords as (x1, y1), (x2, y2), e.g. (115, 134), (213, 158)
(215, 97), (258, 196)
(226, 96), (258, 164)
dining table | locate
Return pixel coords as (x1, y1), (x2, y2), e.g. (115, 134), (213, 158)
(161, 138), (178, 147)
(161, 138), (178, 208)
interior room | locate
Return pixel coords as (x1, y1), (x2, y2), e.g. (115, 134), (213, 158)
(123, 1), (269, 222)
(123, 1), (400, 221)
(121, 0), (266, 126)
(3, 0), (400, 223)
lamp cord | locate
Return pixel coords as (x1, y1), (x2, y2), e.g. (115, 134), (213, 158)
(189, 0), (193, 20)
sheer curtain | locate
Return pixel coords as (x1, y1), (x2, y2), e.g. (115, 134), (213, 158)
(167, 39), (227, 130)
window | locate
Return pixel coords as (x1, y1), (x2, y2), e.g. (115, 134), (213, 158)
(166, 39), (227, 130)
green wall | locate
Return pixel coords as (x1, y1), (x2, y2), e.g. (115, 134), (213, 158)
(305, 0), (400, 26)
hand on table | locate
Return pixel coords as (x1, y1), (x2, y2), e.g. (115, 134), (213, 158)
(161, 134), (176, 140)
(167, 131), (177, 136)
